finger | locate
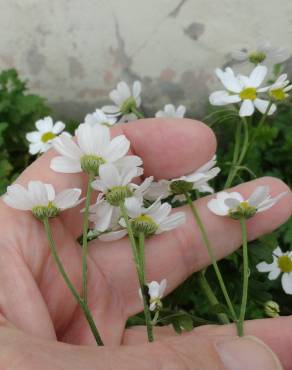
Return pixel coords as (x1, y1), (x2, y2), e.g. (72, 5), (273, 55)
(90, 176), (292, 316)
(14, 118), (216, 236)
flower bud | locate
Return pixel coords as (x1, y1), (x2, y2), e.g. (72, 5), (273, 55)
(105, 186), (133, 206)
(249, 51), (266, 64)
(264, 301), (280, 318)
(121, 97), (137, 114)
(170, 180), (193, 195)
(80, 155), (106, 176)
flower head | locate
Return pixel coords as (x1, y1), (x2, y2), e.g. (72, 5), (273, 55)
(155, 104), (186, 118)
(257, 246), (292, 294)
(140, 279), (167, 311)
(260, 74), (292, 101)
(84, 109), (117, 127)
(232, 41), (290, 66)
(207, 186), (286, 219)
(50, 124), (130, 175)
(209, 66), (276, 117)
(3, 181), (82, 220)
(102, 81), (142, 122)
(145, 156), (220, 201)
(26, 117), (66, 155)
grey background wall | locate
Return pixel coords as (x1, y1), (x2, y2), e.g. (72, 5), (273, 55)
(0, 0), (291, 120)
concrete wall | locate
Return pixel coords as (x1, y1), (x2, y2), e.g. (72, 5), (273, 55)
(1, 0), (291, 120)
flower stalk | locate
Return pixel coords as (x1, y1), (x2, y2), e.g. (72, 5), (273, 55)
(43, 217), (103, 346)
(119, 201), (154, 342)
(238, 217), (249, 337)
(82, 172), (95, 304)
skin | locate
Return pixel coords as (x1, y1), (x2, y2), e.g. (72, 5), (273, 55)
(0, 118), (291, 369)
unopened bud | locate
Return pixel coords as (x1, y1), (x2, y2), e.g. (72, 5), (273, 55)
(264, 300), (280, 318)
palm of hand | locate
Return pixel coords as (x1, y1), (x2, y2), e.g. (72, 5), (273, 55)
(0, 119), (291, 369)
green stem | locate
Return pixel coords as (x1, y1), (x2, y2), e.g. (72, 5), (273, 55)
(119, 201), (154, 342)
(185, 193), (238, 325)
(43, 218), (103, 346)
(224, 117), (249, 189)
(131, 106), (145, 119)
(82, 172), (94, 304)
(138, 232), (146, 283)
(238, 218), (249, 337)
(249, 100), (273, 147)
(198, 270), (229, 324)
(224, 119), (242, 189)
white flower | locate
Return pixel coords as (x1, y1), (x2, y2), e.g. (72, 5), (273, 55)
(207, 185), (286, 219)
(257, 246), (292, 294)
(102, 81), (142, 122)
(50, 123), (130, 174)
(3, 180), (82, 219)
(145, 156), (220, 201)
(26, 116), (66, 155)
(209, 66), (277, 117)
(139, 279), (167, 311)
(232, 40), (290, 65)
(155, 104), (186, 118)
(260, 74), (292, 101)
(84, 109), (117, 127)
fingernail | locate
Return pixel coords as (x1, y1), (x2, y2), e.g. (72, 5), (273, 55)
(216, 335), (283, 370)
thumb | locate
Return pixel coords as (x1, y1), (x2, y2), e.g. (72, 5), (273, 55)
(215, 335), (283, 370)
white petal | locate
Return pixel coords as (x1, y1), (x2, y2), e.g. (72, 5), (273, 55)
(273, 246), (283, 257)
(150, 202), (171, 224)
(207, 198), (228, 216)
(254, 99), (276, 115)
(3, 184), (34, 210)
(102, 105), (120, 115)
(99, 229), (128, 241)
(99, 163), (121, 188)
(53, 134), (83, 159)
(35, 117), (53, 133)
(117, 81), (131, 100)
(224, 198), (240, 210)
(92, 203), (115, 232)
(104, 135), (130, 162)
(91, 179), (108, 193)
(45, 184), (55, 201)
(248, 186), (270, 207)
(29, 142), (44, 155)
(215, 68), (242, 93)
(125, 197), (142, 218)
(114, 155), (143, 170)
(159, 279), (167, 297)
(257, 192), (287, 212)
(158, 211), (186, 232)
(28, 181), (49, 205)
(239, 100), (255, 117)
(176, 105), (186, 118)
(248, 65), (267, 88)
(148, 281), (161, 299)
(268, 267), (281, 280)
(132, 80), (142, 99)
(26, 131), (41, 143)
(54, 188), (82, 210)
(50, 156), (82, 173)
(209, 91), (241, 106)
(52, 121), (66, 134)
(281, 273), (292, 294)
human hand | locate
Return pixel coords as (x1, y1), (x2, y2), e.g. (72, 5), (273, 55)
(0, 118), (291, 369)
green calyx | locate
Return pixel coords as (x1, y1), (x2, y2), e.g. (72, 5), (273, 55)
(170, 180), (193, 195)
(249, 51), (266, 64)
(120, 97), (137, 114)
(32, 201), (59, 220)
(131, 214), (158, 237)
(80, 155), (106, 176)
(264, 300), (280, 318)
(105, 186), (133, 206)
(228, 201), (257, 220)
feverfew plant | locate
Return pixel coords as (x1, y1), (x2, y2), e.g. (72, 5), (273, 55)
(2, 39), (292, 346)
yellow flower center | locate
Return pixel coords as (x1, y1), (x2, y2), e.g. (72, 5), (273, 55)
(278, 255), (292, 273)
(239, 88), (257, 101)
(41, 131), (56, 143)
(269, 88), (286, 101)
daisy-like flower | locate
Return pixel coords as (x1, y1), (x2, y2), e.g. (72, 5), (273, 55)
(209, 65), (277, 117)
(139, 279), (167, 311)
(207, 185), (286, 219)
(50, 123), (131, 175)
(102, 81), (142, 122)
(145, 156), (220, 201)
(84, 109), (117, 127)
(231, 40), (290, 65)
(260, 74), (292, 101)
(155, 104), (186, 118)
(3, 180), (82, 220)
(26, 116), (66, 155)
(257, 246), (292, 294)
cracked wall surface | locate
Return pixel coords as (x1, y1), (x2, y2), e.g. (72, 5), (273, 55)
(0, 0), (291, 120)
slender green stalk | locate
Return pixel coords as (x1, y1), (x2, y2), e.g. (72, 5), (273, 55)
(249, 100), (273, 147)
(185, 193), (238, 325)
(224, 119), (242, 189)
(82, 172), (94, 304)
(198, 270), (229, 324)
(119, 201), (154, 342)
(131, 107), (145, 119)
(43, 218), (103, 346)
(224, 117), (249, 189)
(238, 218), (249, 337)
